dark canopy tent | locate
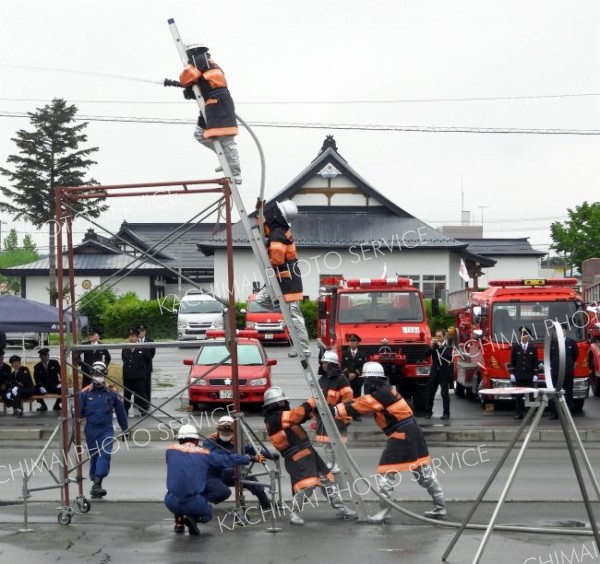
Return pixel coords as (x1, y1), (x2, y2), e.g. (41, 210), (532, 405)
(0, 296), (87, 333)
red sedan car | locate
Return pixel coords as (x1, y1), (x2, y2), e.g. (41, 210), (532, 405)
(183, 338), (277, 409)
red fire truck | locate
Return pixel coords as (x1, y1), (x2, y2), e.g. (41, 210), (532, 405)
(584, 281), (600, 396)
(317, 276), (433, 409)
(447, 278), (590, 411)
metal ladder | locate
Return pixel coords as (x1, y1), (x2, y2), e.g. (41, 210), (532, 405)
(168, 18), (368, 520)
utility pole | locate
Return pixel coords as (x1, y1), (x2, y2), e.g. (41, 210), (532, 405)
(479, 206), (489, 227)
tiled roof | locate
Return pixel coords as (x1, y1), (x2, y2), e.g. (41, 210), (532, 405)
(200, 207), (464, 250)
(116, 222), (218, 272)
(458, 238), (545, 257)
(1, 254), (166, 275)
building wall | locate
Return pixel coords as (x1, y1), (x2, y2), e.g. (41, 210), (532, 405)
(24, 275), (152, 304)
(479, 256), (540, 285)
(212, 248), (453, 301)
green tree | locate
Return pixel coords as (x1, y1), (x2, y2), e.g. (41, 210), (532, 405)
(550, 201), (600, 272)
(0, 98), (107, 306)
(0, 228), (40, 294)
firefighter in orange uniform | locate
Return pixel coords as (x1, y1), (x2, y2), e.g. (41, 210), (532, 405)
(336, 361), (446, 523)
(262, 386), (356, 525)
(178, 43), (241, 184)
(255, 199), (311, 357)
(314, 350), (353, 473)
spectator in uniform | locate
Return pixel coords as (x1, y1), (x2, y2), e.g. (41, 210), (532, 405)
(341, 333), (367, 421)
(509, 327), (539, 420)
(0, 349), (12, 400)
(424, 330), (454, 420)
(137, 324), (155, 407)
(549, 323), (579, 419)
(80, 361), (128, 499)
(4, 355), (35, 417)
(121, 328), (149, 417)
(79, 328), (111, 389)
(33, 348), (62, 412)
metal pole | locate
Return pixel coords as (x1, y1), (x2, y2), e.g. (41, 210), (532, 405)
(224, 180), (243, 510)
(54, 186), (71, 510)
(472, 397), (547, 564)
(556, 396), (600, 553)
(442, 396), (542, 561)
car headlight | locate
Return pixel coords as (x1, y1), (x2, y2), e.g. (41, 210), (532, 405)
(246, 322), (256, 329)
(178, 321), (186, 329)
(214, 317), (224, 329)
(249, 378), (268, 386)
(190, 376), (208, 386)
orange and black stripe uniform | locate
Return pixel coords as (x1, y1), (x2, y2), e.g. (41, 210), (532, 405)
(180, 62), (238, 139)
(264, 401), (333, 493)
(337, 386), (431, 474)
(314, 367), (353, 443)
(261, 209), (303, 303)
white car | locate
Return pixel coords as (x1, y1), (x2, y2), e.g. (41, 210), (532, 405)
(4, 332), (41, 349)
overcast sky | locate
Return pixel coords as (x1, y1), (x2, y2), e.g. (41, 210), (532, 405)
(1, 0), (599, 257)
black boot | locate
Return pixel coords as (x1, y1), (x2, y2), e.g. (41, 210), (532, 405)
(174, 515), (185, 533)
(36, 400), (48, 412)
(257, 491), (272, 510)
(90, 476), (107, 498)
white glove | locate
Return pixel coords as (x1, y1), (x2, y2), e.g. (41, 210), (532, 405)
(11, 386), (19, 396)
(56, 383), (62, 389)
(5, 392), (12, 400)
(533, 375), (538, 383)
(39, 387), (47, 394)
(509, 374), (516, 383)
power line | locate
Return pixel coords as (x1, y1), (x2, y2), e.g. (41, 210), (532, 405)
(1, 110), (600, 136)
(2, 92), (600, 106)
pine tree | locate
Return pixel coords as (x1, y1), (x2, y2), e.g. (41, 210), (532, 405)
(0, 98), (107, 305)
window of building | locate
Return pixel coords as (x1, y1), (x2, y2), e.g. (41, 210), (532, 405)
(398, 274), (447, 299)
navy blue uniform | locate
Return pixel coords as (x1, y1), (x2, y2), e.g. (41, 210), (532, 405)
(80, 385), (128, 480)
(165, 442), (247, 522)
(203, 432), (270, 505)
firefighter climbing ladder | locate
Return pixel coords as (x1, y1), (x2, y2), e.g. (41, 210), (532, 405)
(168, 18), (368, 521)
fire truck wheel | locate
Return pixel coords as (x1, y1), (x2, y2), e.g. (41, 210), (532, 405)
(454, 382), (465, 397)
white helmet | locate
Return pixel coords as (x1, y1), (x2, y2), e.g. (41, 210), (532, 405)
(217, 415), (235, 429)
(177, 424), (200, 440)
(321, 350), (340, 365)
(91, 361), (108, 375)
(276, 200), (298, 224)
(362, 361), (386, 378)
(263, 386), (289, 407)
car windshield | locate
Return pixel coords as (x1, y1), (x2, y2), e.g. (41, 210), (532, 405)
(247, 300), (281, 313)
(337, 291), (424, 323)
(195, 344), (264, 365)
(491, 301), (586, 343)
(179, 298), (222, 314)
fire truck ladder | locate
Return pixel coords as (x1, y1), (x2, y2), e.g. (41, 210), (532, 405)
(168, 18), (368, 521)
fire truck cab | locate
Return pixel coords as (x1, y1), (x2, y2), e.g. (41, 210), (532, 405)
(448, 278), (590, 411)
(317, 276), (432, 410)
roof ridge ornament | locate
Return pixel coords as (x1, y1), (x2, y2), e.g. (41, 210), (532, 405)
(319, 134), (338, 154)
